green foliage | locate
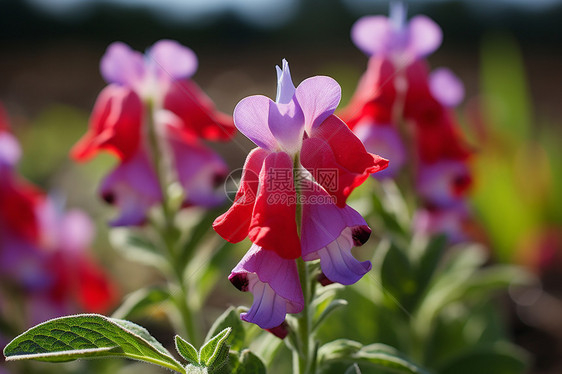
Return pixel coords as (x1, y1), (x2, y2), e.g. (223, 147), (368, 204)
(205, 307), (247, 352)
(3, 314), (184, 372)
(318, 339), (430, 374)
(112, 287), (170, 320)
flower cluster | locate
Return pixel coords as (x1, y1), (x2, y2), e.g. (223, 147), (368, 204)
(71, 40), (235, 226)
(340, 2), (472, 241)
(213, 60), (388, 332)
(0, 106), (115, 327)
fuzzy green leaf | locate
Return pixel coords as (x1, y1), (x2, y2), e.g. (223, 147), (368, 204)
(205, 307), (246, 352)
(199, 328), (231, 368)
(175, 335), (200, 366)
(3, 314), (184, 373)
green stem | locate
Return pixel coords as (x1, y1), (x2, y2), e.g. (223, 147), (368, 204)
(293, 153), (315, 374)
(145, 100), (200, 346)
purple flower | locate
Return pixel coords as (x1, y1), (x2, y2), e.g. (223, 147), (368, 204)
(73, 40), (234, 226)
(351, 1), (442, 64)
(217, 60), (386, 331)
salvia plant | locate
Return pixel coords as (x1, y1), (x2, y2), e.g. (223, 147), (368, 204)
(1, 2), (532, 374)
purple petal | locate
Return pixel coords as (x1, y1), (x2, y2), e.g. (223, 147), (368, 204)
(166, 127), (228, 208)
(234, 95), (278, 150)
(316, 228), (372, 285)
(353, 121), (407, 179)
(413, 205), (469, 243)
(0, 132), (21, 168)
(100, 42), (145, 87)
(416, 160), (471, 208)
(429, 68), (465, 107)
(229, 244), (303, 329)
(275, 59), (295, 104)
(407, 15), (442, 58)
(268, 100), (305, 155)
(351, 15), (392, 57)
(300, 182), (372, 285)
(99, 151), (162, 226)
(295, 76), (341, 132)
(146, 39), (198, 82)
(58, 210), (95, 253)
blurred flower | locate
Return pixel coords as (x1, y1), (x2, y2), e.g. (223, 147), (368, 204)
(341, 2), (473, 241)
(0, 116), (116, 327)
(214, 60), (387, 330)
(71, 40), (235, 226)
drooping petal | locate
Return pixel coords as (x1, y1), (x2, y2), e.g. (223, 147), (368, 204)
(302, 115), (388, 207)
(353, 121), (406, 179)
(213, 147), (269, 243)
(233, 95), (278, 150)
(71, 84), (143, 162)
(146, 39), (198, 82)
(275, 59), (295, 104)
(99, 151), (162, 227)
(407, 15), (442, 58)
(163, 79), (236, 141)
(300, 182), (372, 285)
(295, 76), (341, 132)
(315, 228), (372, 285)
(248, 151), (301, 259)
(100, 42), (145, 87)
(229, 244), (303, 329)
(351, 16), (392, 57)
(429, 67), (465, 108)
(165, 124), (228, 208)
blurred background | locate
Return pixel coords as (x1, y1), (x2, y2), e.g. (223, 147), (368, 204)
(1, 0), (562, 373)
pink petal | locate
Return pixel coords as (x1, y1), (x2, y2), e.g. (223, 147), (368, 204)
(351, 15), (392, 57)
(229, 244), (303, 329)
(234, 95), (278, 151)
(99, 151), (162, 227)
(295, 76), (341, 132)
(58, 210), (95, 253)
(429, 67), (465, 108)
(100, 42), (145, 87)
(407, 15), (442, 58)
(146, 39), (198, 82)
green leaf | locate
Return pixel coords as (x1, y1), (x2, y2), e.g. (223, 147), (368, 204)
(205, 307), (246, 352)
(318, 339), (362, 362)
(437, 343), (529, 374)
(344, 363), (362, 374)
(112, 287), (169, 319)
(3, 314), (184, 373)
(313, 299), (348, 330)
(320, 340), (429, 374)
(175, 335), (200, 366)
(233, 349), (266, 374)
(109, 229), (167, 270)
(353, 351), (429, 374)
(199, 328), (231, 368)
(380, 242), (417, 311)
